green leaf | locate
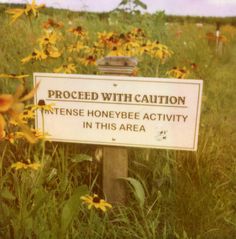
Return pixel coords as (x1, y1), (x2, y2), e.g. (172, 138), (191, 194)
(119, 0), (129, 6)
(120, 177), (145, 207)
(29, 188), (49, 217)
(70, 154), (92, 163)
(134, 0), (147, 9)
(60, 185), (88, 234)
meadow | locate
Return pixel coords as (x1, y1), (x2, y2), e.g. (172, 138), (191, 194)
(0, 2), (236, 239)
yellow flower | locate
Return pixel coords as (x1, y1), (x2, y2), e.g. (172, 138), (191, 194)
(21, 49), (47, 64)
(42, 18), (64, 30)
(84, 44), (104, 58)
(54, 64), (77, 74)
(21, 55), (33, 64)
(148, 41), (173, 60)
(11, 161), (41, 170)
(38, 31), (60, 48)
(68, 26), (87, 38)
(31, 129), (50, 140)
(97, 31), (119, 49)
(31, 100), (55, 112)
(166, 67), (189, 79)
(34, 49), (48, 60)
(9, 111), (30, 125)
(4, 132), (25, 144)
(67, 44), (77, 53)
(79, 55), (97, 66)
(46, 46), (61, 58)
(80, 194), (112, 212)
(76, 42), (88, 52)
(0, 73), (29, 80)
(24, 0), (45, 17)
(5, 8), (25, 23)
(20, 109), (35, 121)
(68, 41), (88, 53)
(123, 41), (141, 55)
(130, 28), (146, 38)
(6, 0), (45, 23)
(108, 46), (129, 56)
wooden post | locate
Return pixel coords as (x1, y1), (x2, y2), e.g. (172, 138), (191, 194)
(97, 56), (138, 204)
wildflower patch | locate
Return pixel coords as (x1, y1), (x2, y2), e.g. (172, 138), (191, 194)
(34, 73), (203, 151)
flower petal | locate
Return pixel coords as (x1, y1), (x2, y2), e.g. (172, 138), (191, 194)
(0, 94), (14, 112)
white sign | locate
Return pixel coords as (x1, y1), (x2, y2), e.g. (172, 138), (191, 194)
(34, 73), (203, 151)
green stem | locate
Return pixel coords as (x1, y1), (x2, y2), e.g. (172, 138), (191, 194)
(40, 110), (45, 163)
(28, 15), (34, 33)
(155, 60), (160, 77)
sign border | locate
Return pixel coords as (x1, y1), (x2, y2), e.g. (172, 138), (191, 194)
(34, 73), (203, 151)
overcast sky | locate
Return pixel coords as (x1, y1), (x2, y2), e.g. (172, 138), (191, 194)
(1, 0), (236, 16)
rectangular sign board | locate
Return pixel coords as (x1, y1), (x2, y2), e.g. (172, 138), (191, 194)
(34, 73), (203, 151)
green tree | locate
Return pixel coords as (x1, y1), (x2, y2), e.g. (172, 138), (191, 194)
(116, 0), (147, 14)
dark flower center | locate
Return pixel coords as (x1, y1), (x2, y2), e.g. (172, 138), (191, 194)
(38, 99), (46, 106)
(93, 196), (100, 203)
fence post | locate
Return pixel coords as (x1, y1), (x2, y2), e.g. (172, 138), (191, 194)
(97, 56), (138, 204)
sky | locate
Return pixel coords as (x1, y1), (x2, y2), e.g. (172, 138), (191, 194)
(1, 0), (236, 17)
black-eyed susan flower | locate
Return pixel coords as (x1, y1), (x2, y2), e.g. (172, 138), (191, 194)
(79, 55), (97, 66)
(107, 46), (124, 56)
(31, 100), (55, 113)
(68, 26), (87, 38)
(67, 44), (77, 53)
(167, 66), (189, 79)
(76, 42), (89, 53)
(97, 31), (119, 49)
(21, 54), (34, 64)
(31, 128), (50, 140)
(68, 42), (88, 53)
(130, 28), (146, 38)
(38, 31), (60, 48)
(54, 63), (77, 74)
(21, 49), (47, 64)
(21, 108), (35, 120)
(11, 161), (41, 170)
(4, 132), (25, 144)
(6, 0), (45, 23)
(84, 44), (104, 58)
(45, 46), (61, 58)
(24, 0), (45, 17)
(80, 194), (112, 212)
(149, 41), (173, 61)
(138, 41), (152, 55)
(42, 18), (64, 30)
(5, 8), (25, 23)
(9, 108), (34, 125)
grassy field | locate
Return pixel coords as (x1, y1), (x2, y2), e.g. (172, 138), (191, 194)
(0, 3), (236, 239)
